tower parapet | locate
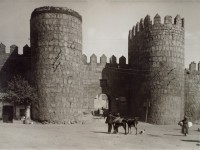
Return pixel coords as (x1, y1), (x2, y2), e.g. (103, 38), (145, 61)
(189, 61), (196, 71)
(110, 55), (117, 64)
(82, 54), (87, 64)
(119, 56), (126, 67)
(10, 45), (18, 54)
(154, 14), (161, 25)
(23, 45), (31, 56)
(100, 54), (107, 65)
(31, 6), (82, 22)
(0, 43), (6, 54)
(128, 14), (184, 42)
(90, 54), (97, 65)
(128, 14), (185, 124)
(144, 15), (152, 27)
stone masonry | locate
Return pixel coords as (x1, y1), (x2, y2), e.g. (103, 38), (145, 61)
(185, 62), (200, 124)
(0, 6), (200, 124)
(128, 14), (185, 124)
(30, 7), (83, 123)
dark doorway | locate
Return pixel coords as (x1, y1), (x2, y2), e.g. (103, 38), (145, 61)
(20, 109), (25, 118)
(3, 106), (13, 123)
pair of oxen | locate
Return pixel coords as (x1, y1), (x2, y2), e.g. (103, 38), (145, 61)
(112, 117), (138, 135)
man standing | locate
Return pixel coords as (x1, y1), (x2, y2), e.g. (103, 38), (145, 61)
(105, 112), (113, 133)
(113, 113), (121, 133)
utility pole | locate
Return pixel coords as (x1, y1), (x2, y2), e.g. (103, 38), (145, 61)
(145, 99), (150, 122)
(67, 76), (73, 108)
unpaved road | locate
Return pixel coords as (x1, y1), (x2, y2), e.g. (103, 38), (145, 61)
(0, 118), (199, 149)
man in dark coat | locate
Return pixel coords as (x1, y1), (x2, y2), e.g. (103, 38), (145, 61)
(105, 112), (114, 133)
(179, 116), (189, 136)
(113, 113), (121, 133)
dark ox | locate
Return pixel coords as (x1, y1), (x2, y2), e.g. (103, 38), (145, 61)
(126, 118), (138, 135)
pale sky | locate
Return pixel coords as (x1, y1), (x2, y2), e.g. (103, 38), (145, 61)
(0, 0), (200, 67)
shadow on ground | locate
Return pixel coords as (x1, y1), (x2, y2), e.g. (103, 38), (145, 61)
(92, 131), (108, 134)
(181, 140), (200, 143)
(92, 131), (127, 135)
(164, 134), (183, 137)
(147, 134), (162, 137)
(181, 139), (200, 147)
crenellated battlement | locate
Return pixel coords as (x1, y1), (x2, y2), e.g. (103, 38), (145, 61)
(185, 61), (200, 72)
(0, 43), (6, 54)
(128, 14), (184, 40)
(82, 54), (128, 68)
(0, 43), (31, 93)
(31, 6), (82, 22)
(0, 43), (31, 56)
(189, 61), (197, 71)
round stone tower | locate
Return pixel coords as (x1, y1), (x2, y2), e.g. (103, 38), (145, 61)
(128, 14), (185, 124)
(184, 62), (200, 124)
(30, 6), (83, 123)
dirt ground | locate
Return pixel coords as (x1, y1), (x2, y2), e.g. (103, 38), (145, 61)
(0, 117), (199, 150)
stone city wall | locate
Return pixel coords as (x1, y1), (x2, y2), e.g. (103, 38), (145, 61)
(82, 54), (131, 116)
(82, 54), (107, 111)
(0, 43), (31, 92)
(101, 55), (131, 116)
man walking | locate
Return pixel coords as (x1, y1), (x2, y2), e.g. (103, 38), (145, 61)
(179, 116), (189, 136)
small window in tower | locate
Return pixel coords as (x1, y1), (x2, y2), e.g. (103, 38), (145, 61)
(120, 97), (126, 104)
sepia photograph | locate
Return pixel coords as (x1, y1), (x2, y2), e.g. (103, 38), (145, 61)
(0, 0), (200, 149)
